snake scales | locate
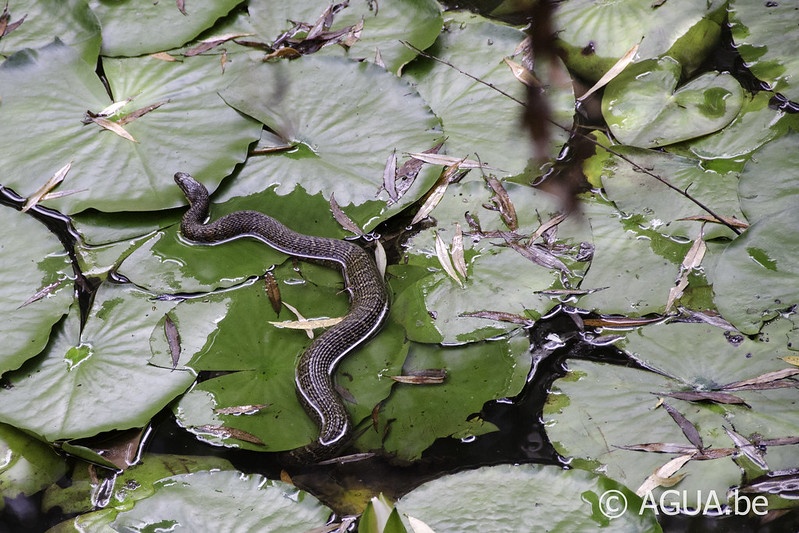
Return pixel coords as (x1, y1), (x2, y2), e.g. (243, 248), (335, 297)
(174, 172), (389, 463)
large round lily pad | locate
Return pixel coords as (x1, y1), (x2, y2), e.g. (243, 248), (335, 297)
(0, 42), (261, 214)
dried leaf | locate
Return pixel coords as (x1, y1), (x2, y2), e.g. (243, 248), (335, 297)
(176, 0), (187, 16)
(451, 223), (467, 279)
(194, 425), (265, 445)
(460, 310), (534, 326)
(582, 315), (666, 329)
(535, 287), (607, 297)
(93, 98), (134, 119)
(279, 301), (312, 339)
(503, 57), (542, 88)
(660, 391), (748, 406)
(722, 368), (799, 390)
(391, 369), (447, 385)
(662, 402), (704, 450)
(435, 232), (463, 288)
(22, 162), (72, 212)
(264, 47), (302, 61)
(577, 42), (639, 103)
(91, 117), (137, 142)
(485, 176), (518, 230)
(782, 356), (799, 367)
(117, 101), (167, 126)
(530, 212), (568, 243)
(184, 33), (253, 56)
(264, 272), (282, 315)
(214, 404), (269, 416)
(329, 193), (364, 235)
(374, 239), (387, 279)
(382, 150), (399, 201)
(374, 47), (385, 69)
(635, 454), (694, 496)
(410, 162), (464, 225)
(270, 315), (344, 331)
(407, 152), (492, 170)
(666, 233), (706, 312)
(150, 52), (178, 62)
(164, 314), (181, 370)
(725, 426), (769, 470)
(396, 141), (443, 197)
(18, 280), (64, 308)
(502, 235), (570, 273)
(0, 4), (26, 38)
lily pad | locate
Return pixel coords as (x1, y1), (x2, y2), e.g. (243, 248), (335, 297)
(219, 54), (442, 224)
(554, 0), (726, 81)
(711, 206), (799, 335)
(602, 57), (743, 148)
(574, 200), (689, 316)
(0, 202), (74, 374)
(111, 469), (331, 532)
(0, 0), (100, 64)
(88, 0), (243, 57)
(404, 11), (574, 176)
(545, 320), (799, 510)
(599, 146), (744, 240)
(0, 284), (195, 441)
(396, 464), (661, 532)
(0, 41), (261, 214)
(0, 423), (67, 511)
(356, 335), (531, 462)
(729, 0), (799, 101)
(738, 132), (799, 225)
(247, 0), (443, 74)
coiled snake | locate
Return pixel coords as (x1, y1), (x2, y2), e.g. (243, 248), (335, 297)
(174, 172), (389, 463)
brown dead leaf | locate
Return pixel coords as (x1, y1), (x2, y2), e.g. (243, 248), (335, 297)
(578, 42), (639, 103)
(329, 192), (364, 235)
(264, 271), (282, 315)
(435, 231), (463, 288)
(18, 280), (64, 308)
(678, 214), (749, 229)
(194, 425), (265, 445)
(164, 314), (181, 370)
(117, 101), (167, 126)
(460, 310), (535, 326)
(660, 391), (748, 406)
(395, 141), (443, 198)
(91, 117), (137, 142)
(484, 176), (518, 230)
(722, 368), (799, 391)
(22, 162), (72, 212)
(503, 57), (542, 88)
(662, 402), (704, 450)
(176, 0), (187, 16)
(635, 453), (694, 496)
(150, 51), (178, 62)
(391, 369), (447, 384)
(410, 161), (465, 225)
(214, 404), (269, 416)
(451, 223), (467, 279)
(382, 150), (399, 202)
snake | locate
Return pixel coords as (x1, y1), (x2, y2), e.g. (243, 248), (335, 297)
(174, 172), (389, 463)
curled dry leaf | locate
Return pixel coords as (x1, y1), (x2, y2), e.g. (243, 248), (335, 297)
(269, 315), (344, 331)
(214, 404), (269, 416)
(329, 192), (364, 235)
(503, 57), (542, 88)
(484, 175), (518, 230)
(460, 310), (534, 326)
(410, 161), (465, 225)
(382, 149), (399, 202)
(451, 222), (467, 279)
(22, 161), (72, 212)
(659, 391), (748, 406)
(194, 425), (265, 445)
(577, 42), (640, 103)
(184, 33), (254, 57)
(396, 141), (443, 199)
(164, 314), (181, 370)
(407, 152), (492, 170)
(264, 271), (282, 315)
(90, 117), (137, 142)
(391, 369), (447, 385)
(662, 402), (704, 451)
(435, 231), (464, 288)
(374, 239), (387, 279)
(18, 280), (64, 308)
(724, 426), (769, 471)
(722, 367), (799, 391)
(635, 453), (694, 496)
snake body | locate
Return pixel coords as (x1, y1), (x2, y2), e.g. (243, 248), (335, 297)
(174, 172), (389, 463)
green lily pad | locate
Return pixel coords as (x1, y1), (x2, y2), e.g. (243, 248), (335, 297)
(0, 0), (100, 64)
(738, 132), (799, 225)
(0, 423), (67, 511)
(0, 203), (74, 374)
(554, 0), (726, 81)
(0, 284), (194, 441)
(404, 11), (574, 176)
(247, 0), (443, 74)
(219, 54), (441, 225)
(111, 469), (331, 532)
(0, 42), (261, 214)
(602, 57), (743, 148)
(396, 464), (661, 532)
(545, 320), (798, 510)
(682, 92), (797, 161)
(711, 206), (799, 335)
(43, 453), (234, 517)
(599, 146), (744, 240)
(88, 0), (243, 57)
(729, 0), (799, 102)
(574, 199), (689, 316)
(356, 335), (531, 462)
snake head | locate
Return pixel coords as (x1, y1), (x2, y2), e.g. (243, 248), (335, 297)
(174, 172), (208, 203)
